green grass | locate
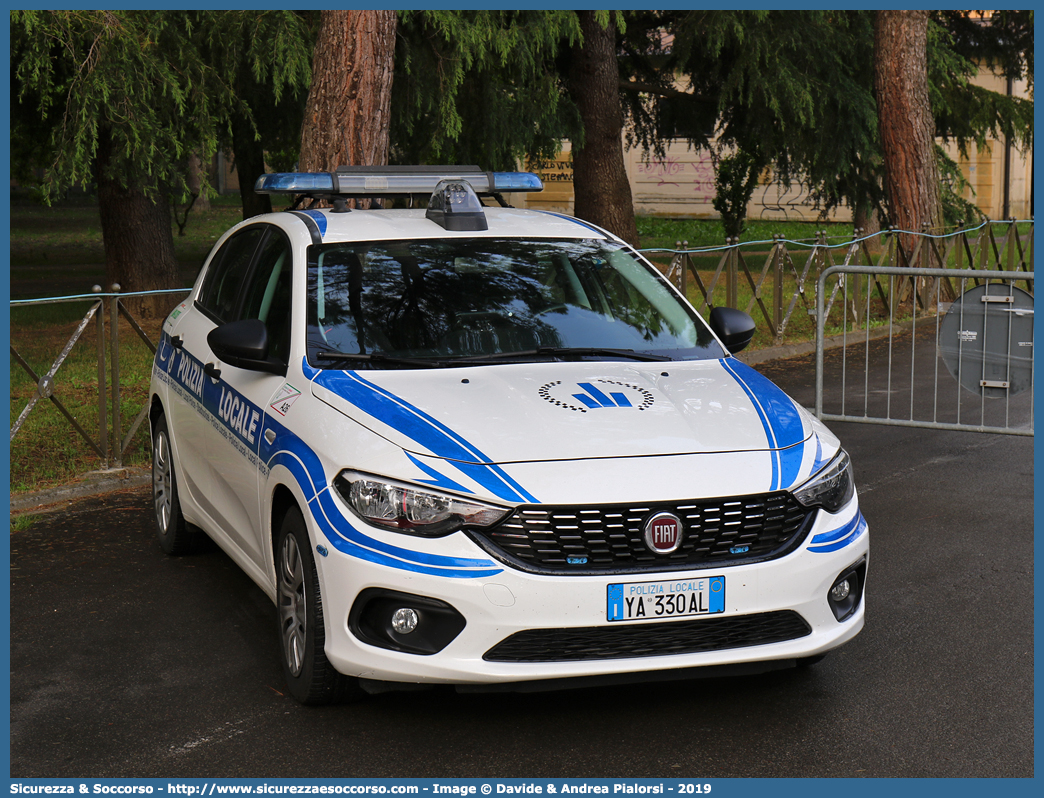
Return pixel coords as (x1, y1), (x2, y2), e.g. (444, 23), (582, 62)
(11, 515), (36, 532)
(9, 193), (233, 494)
(636, 217), (855, 251)
(10, 304), (162, 494)
(9, 193), (243, 298)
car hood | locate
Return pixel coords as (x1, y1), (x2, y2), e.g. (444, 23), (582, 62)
(307, 358), (813, 467)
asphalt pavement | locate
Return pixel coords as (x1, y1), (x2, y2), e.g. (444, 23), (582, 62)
(8, 336), (1034, 779)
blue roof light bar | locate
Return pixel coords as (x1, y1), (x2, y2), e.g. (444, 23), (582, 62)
(254, 166), (543, 197)
(254, 172), (335, 194)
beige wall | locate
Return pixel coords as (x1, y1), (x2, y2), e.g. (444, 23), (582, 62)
(520, 65), (1032, 223)
(941, 67), (1033, 220)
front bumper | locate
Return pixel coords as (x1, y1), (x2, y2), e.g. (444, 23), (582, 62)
(307, 493), (868, 687)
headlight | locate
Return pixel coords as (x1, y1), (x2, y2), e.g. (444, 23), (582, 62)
(792, 450), (855, 513)
(333, 470), (511, 537)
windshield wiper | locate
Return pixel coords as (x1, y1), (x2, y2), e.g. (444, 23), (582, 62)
(447, 347), (673, 364)
(313, 350), (445, 369)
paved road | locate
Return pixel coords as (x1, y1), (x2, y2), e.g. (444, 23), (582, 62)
(9, 342), (1033, 779)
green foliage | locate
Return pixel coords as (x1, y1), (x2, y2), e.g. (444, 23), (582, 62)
(391, 11), (584, 168)
(13, 11), (221, 201)
(199, 11), (314, 182)
(618, 10), (1031, 229)
(712, 150), (763, 239)
(937, 10), (1033, 89)
(10, 11), (313, 204)
(936, 145), (984, 226)
(623, 11), (885, 221)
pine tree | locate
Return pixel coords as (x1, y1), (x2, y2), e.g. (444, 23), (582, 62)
(11, 11), (312, 314)
(298, 10), (397, 173)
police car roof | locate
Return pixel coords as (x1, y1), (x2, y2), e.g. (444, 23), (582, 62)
(272, 206), (610, 244)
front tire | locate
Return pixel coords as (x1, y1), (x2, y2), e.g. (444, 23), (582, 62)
(152, 413), (208, 555)
(276, 506), (361, 705)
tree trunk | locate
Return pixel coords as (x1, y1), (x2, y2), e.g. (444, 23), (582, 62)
(298, 10), (397, 173)
(94, 128), (182, 319)
(874, 10), (942, 256)
(568, 12), (639, 247)
(231, 112), (272, 219)
(187, 152), (210, 213)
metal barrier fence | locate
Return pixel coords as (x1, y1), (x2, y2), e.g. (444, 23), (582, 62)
(814, 266), (1033, 436)
(10, 287), (190, 468)
(648, 219), (1033, 343)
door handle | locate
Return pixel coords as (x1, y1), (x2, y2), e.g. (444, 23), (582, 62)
(204, 362), (222, 381)
(170, 335), (184, 349)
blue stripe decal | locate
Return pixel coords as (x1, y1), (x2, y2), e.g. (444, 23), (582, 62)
(810, 435), (828, 476)
(404, 451), (474, 494)
(578, 382), (614, 407)
(297, 209), (328, 238)
(164, 346), (500, 578)
(808, 512), (868, 554)
(164, 341), (265, 451)
(574, 392), (601, 409)
(261, 415), (502, 578)
(308, 366), (538, 504)
(720, 358), (806, 490)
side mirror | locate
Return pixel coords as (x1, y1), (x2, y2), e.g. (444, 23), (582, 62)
(709, 307), (755, 354)
(208, 319), (285, 375)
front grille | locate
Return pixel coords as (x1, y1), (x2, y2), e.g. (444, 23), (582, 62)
(469, 492), (813, 574)
(483, 611), (812, 662)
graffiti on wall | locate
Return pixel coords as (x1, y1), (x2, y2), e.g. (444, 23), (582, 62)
(633, 148), (844, 221)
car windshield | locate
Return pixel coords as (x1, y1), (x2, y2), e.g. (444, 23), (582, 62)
(306, 237), (725, 367)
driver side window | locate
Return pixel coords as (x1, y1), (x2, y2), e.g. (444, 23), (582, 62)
(241, 232), (293, 364)
(197, 227), (265, 324)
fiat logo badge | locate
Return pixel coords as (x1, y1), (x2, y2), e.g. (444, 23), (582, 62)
(644, 512), (684, 554)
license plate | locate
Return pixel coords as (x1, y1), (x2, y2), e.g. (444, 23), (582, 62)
(607, 576), (725, 622)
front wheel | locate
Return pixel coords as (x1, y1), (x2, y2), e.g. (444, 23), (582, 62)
(152, 413), (208, 555)
(276, 506), (362, 705)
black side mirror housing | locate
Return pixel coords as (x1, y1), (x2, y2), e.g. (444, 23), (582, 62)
(208, 319), (286, 375)
(709, 306), (756, 354)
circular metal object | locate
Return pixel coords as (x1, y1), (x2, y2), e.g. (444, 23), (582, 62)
(152, 428), (172, 533)
(830, 580), (851, 602)
(391, 607), (419, 635)
(36, 375), (54, 399)
(278, 533), (307, 678)
(939, 284), (1034, 398)
(643, 512), (684, 555)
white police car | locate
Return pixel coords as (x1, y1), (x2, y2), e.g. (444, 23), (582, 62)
(149, 166), (867, 704)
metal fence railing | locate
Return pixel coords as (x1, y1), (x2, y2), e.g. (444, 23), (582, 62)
(10, 287), (191, 468)
(644, 219), (1033, 344)
(814, 266), (1033, 436)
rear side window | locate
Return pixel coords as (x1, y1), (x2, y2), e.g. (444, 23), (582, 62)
(197, 227), (266, 323)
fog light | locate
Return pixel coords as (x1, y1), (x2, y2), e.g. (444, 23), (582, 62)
(391, 607), (419, 635)
(349, 589), (466, 655)
(830, 580), (851, 602)
(827, 559), (867, 622)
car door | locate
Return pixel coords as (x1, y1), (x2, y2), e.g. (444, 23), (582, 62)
(166, 225), (267, 528)
(203, 226), (295, 576)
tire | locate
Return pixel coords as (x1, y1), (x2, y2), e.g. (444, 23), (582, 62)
(276, 506), (362, 705)
(151, 413), (209, 555)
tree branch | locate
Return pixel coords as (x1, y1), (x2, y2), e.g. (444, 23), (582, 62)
(618, 78), (710, 103)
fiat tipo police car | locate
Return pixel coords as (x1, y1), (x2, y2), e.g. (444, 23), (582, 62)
(149, 166), (867, 704)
